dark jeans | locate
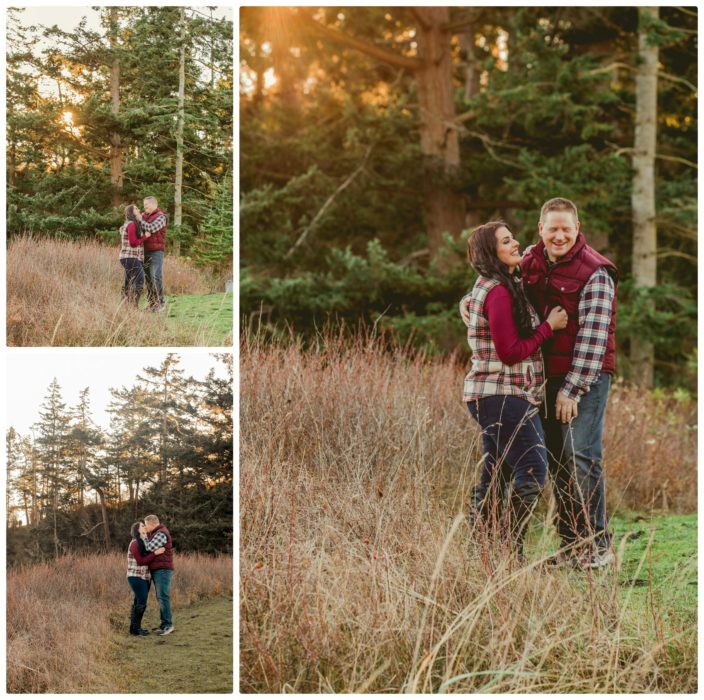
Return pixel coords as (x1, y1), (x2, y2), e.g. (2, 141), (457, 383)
(467, 395), (548, 509)
(144, 250), (165, 308)
(543, 373), (612, 551)
(121, 258), (144, 305)
(127, 576), (150, 631)
(151, 568), (173, 627)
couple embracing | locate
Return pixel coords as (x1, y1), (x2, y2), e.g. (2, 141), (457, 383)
(126, 514), (175, 637)
(461, 197), (617, 569)
(119, 196), (168, 311)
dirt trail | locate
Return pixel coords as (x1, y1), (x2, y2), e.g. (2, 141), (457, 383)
(95, 596), (233, 693)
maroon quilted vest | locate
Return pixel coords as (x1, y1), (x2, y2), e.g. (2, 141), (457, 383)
(521, 232), (618, 377)
(148, 524), (174, 571)
(143, 208), (167, 251)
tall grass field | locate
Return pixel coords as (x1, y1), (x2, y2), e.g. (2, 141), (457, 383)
(240, 333), (697, 693)
(7, 235), (232, 346)
(7, 552), (233, 693)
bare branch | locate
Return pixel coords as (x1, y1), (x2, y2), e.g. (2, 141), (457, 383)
(284, 146), (374, 259)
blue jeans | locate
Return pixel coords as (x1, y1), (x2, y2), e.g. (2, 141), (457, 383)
(151, 568), (173, 627)
(144, 250), (164, 308)
(543, 373), (612, 551)
(127, 576), (150, 632)
(121, 258), (144, 305)
(467, 395), (548, 514)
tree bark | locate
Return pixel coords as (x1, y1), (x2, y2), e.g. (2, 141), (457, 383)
(630, 7), (659, 388)
(109, 8), (123, 207)
(174, 7), (186, 256)
(94, 486), (112, 548)
(413, 8), (466, 264)
(301, 9), (466, 264)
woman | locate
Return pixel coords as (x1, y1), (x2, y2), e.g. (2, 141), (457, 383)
(127, 521), (165, 636)
(119, 205), (151, 306)
(459, 221), (568, 557)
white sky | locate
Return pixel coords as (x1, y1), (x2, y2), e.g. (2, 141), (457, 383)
(15, 6), (233, 34)
(6, 349), (231, 434)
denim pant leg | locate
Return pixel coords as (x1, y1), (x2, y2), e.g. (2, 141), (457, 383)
(152, 569), (173, 627)
(468, 400), (511, 511)
(544, 375), (612, 550)
(144, 251), (164, 307)
(468, 396), (548, 504)
(121, 259), (145, 305)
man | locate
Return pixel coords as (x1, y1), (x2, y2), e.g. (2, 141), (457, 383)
(521, 197), (617, 569)
(136, 196), (168, 312)
(143, 514), (175, 635)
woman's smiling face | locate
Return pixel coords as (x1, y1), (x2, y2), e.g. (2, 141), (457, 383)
(138, 522), (147, 537)
(495, 226), (521, 272)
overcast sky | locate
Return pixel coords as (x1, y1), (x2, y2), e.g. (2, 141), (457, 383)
(15, 6), (233, 34)
(6, 349), (231, 434)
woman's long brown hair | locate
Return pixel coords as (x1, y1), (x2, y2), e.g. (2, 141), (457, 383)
(467, 221), (534, 338)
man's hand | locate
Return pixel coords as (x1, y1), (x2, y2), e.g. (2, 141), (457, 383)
(144, 231), (151, 238)
(555, 393), (578, 424)
(154, 546), (166, 555)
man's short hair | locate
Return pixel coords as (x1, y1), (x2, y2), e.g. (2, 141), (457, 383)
(540, 197), (579, 223)
(143, 195), (158, 205)
(144, 514), (160, 525)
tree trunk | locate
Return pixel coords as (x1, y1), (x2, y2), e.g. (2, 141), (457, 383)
(109, 8), (123, 207)
(173, 7), (186, 256)
(414, 8), (466, 264)
(95, 486), (112, 548)
(459, 28), (479, 102)
(8, 139), (16, 188)
(630, 7), (659, 388)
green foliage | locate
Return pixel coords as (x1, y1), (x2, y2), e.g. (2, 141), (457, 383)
(7, 7), (233, 259)
(240, 6), (697, 388)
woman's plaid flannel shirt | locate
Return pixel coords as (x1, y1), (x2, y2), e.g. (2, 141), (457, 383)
(126, 540), (151, 581)
(119, 223), (144, 262)
(460, 277), (546, 406)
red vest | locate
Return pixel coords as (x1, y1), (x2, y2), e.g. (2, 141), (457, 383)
(148, 524), (174, 571)
(143, 208), (167, 251)
(521, 232), (618, 377)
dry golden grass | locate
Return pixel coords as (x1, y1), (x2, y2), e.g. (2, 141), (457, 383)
(7, 234), (221, 346)
(240, 333), (696, 693)
(7, 552), (233, 693)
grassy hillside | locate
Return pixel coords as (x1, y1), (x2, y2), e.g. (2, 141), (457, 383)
(7, 553), (233, 693)
(240, 334), (696, 693)
(95, 596), (233, 693)
(7, 235), (232, 346)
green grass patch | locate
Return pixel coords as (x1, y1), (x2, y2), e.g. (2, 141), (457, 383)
(97, 596), (233, 693)
(529, 511), (696, 622)
(163, 292), (233, 345)
(610, 512), (697, 618)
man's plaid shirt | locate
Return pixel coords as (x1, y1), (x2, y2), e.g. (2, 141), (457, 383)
(560, 268), (615, 402)
(139, 213), (167, 234)
(144, 530), (168, 551)
(460, 276), (546, 406)
(119, 223), (144, 261)
(126, 540), (151, 580)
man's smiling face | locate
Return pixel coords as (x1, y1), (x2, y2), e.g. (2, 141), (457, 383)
(538, 210), (579, 262)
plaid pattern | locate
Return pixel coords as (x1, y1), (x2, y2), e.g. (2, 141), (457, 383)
(460, 277), (546, 405)
(144, 530), (168, 551)
(560, 268), (615, 401)
(127, 541), (151, 581)
(140, 212), (167, 234)
(119, 223), (144, 261)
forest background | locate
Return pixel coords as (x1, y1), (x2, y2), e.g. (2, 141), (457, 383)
(8, 5), (233, 264)
(6, 353), (233, 564)
(240, 6), (696, 390)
